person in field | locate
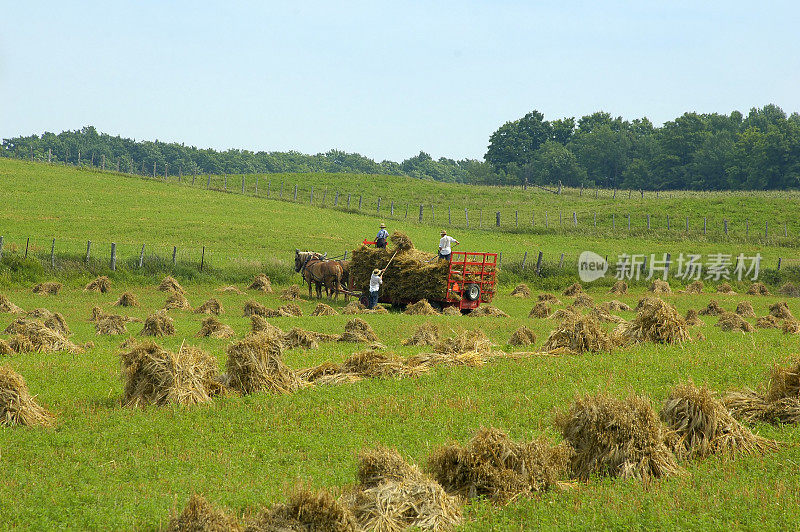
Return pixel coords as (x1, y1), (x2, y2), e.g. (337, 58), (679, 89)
(368, 268), (383, 309)
(375, 223), (388, 249)
(438, 230), (459, 261)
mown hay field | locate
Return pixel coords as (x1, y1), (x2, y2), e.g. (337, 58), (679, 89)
(1, 280), (799, 529)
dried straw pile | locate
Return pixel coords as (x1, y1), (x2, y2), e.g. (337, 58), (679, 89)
(541, 313), (613, 355)
(717, 282), (737, 294)
(736, 301), (756, 317)
(0, 339), (13, 356)
(699, 299), (725, 316)
(282, 327), (338, 349)
(167, 494), (241, 532)
(250, 316), (283, 336)
(747, 282), (771, 296)
(341, 350), (411, 379)
(556, 393), (683, 481)
(247, 485), (355, 532)
(0, 365), (54, 427)
(715, 312), (754, 332)
(404, 299), (440, 315)
(660, 381), (777, 459)
(243, 300), (268, 317)
(90, 306), (106, 322)
(756, 315), (781, 328)
(27, 308), (71, 336)
(4, 317), (81, 353)
(280, 285), (302, 300)
(469, 305), (509, 318)
(7, 335), (33, 354)
(248, 273), (273, 293)
(434, 329), (492, 355)
(350, 233), (453, 304)
(778, 282), (800, 297)
(225, 332), (301, 395)
(769, 301), (794, 320)
(616, 297), (690, 345)
(121, 342), (222, 407)
(217, 285), (244, 295)
(649, 279), (672, 294)
(273, 303), (303, 317)
(196, 317), (236, 339)
(602, 300), (632, 312)
(350, 447), (462, 532)
(510, 283), (531, 298)
(96, 314), (136, 335)
(442, 306), (461, 316)
(428, 427), (571, 502)
(725, 357), (800, 424)
(339, 318), (379, 343)
(563, 283), (584, 296)
(84, 276), (111, 293)
(164, 292), (192, 311)
(538, 293), (562, 304)
(683, 280), (704, 294)
(609, 280), (628, 295)
(529, 301), (552, 318)
(508, 326), (537, 346)
(590, 306), (625, 324)
(114, 291), (139, 307)
(550, 307), (580, 321)
(33, 282), (62, 296)
(0, 294), (24, 314)
(782, 320), (800, 334)
(571, 293), (595, 308)
(312, 303), (339, 316)
(140, 312), (175, 336)
(158, 276), (185, 294)
(195, 298), (223, 315)
(401, 322), (440, 346)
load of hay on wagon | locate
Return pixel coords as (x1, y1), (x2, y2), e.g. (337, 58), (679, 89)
(350, 231), (494, 304)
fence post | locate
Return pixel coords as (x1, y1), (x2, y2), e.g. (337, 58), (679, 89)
(627, 214), (631, 230)
(724, 219), (728, 235)
(686, 217), (689, 232)
(139, 244), (145, 268)
(498, 252), (502, 268)
(777, 257), (782, 270)
(347, 194), (351, 208)
(559, 211), (562, 226)
(666, 215), (670, 230)
(224, 174), (227, 191)
(241, 175), (245, 194)
(465, 208), (469, 228)
(558, 253), (565, 268)
(521, 251), (527, 269)
(110, 242), (116, 271)
(0, 235), (3, 259)
(50, 238), (55, 269)
(419, 205), (423, 222)
(545, 213), (548, 228)
(199, 246), (205, 272)
(391, 201), (394, 216)
(450, 207), (453, 226)
(172, 246), (177, 266)
(746, 220), (749, 236)
(647, 214), (651, 230)
(612, 214), (615, 230)
(310, 186), (314, 204)
(294, 185), (298, 200)
(206, 175), (211, 189)
(593, 213), (596, 228)
(765, 221), (768, 238)
(595, 189), (598, 198)
(359, 195), (362, 210)
(280, 183), (284, 198)
(377, 197), (380, 214)
(25, 237), (29, 259)
(535, 251), (543, 275)
(496, 212), (501, 227)
(268, 181), (271, 198)
(334, 191), (338, 206)
(664, 253), (671, 280)
(192, 172), (196, 185)
(405, 204), (408, 219)
(343, 251), (348, 260)
(785, 223), (788, 237)
(573, 212), (577, 227)
(531, 211), (534, 227)
(255, 176), (259, 195)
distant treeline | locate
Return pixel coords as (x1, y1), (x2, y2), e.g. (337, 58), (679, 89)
(3, 103), (799, 190)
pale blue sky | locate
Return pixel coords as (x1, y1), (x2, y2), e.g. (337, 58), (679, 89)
(2, 1), (799, 161)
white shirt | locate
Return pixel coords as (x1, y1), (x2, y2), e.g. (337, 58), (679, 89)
(439, 235), (456, 255)
(369, 273), (383, 292)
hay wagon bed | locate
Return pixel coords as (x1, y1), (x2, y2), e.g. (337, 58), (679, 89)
(353, 251), (498, 312)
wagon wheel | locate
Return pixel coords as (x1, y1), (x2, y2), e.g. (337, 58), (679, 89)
(464, 283), (481, 301)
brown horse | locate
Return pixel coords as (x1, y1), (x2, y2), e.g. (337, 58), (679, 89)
(295, 250), (344, 300)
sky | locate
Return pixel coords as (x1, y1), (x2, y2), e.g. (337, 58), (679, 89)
(1, 1), (799, 161)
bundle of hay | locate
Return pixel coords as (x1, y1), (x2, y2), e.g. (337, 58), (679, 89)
(312, 303), (338, 316)
(649, 279), (672, 294)
(350, 447), (462, 532)
(715, 312), (754, 333)
(90, 306), (106, 322)
(556, 393), (683, 481)
(571, 293), (595, 308)
(247, 274), (273, 293)
(683, 280), (704, 294)
(339, 318), (379, 343)
(389, 230), (414, 251)
(114, 291), (139, 307)
(510, 283), (531, 298)
(442, 306), (461, 316)
(0, 339), (13, 356)
(158, 276), (185, 294)
(274, 303), (303, 317)
(243, 300), (268, 317)
(756, 315), (781, 328)
(616, 298), (690, 345)
(404, 299), (440, 316)
(406, 351), (486, 370)
(195, 298), (223, 315)
(778, 282), (800, 297)
(401, 322), (440, 346)
(163, 292), (192, 311)
(216, 285), (244, 295)
(529, 301), (552, 318)
(717, 282), (737, 294)
(121, 342), (222, 407)
(0, 294), (24, 314)
(33, 282), (62, 296)
(196, 316), (236, 339)
(84, 276), (111, 293)
(282, 327), (338, 349)
(635, 295), (657, 311)
(684, 309), (702, 326)
(0, 365), (54, 426)
(96, 314), (135, 335)
(27, 309), (71, 337)
(563, 283), (584, 296)
(590, 306), (625, 324)
(298, 362), (349, 384)
(508, 326), (537, 346)
(250, 316), (283, 336)
(225, 332), (301, 395)
(538, 293), (562, 304)
(469, 305), (509, 318)
(698, 299), (725, 316)
(279, 285), (302, 300)
(434, 329), (492, 355)
(341, 350), (410, 378)
(4, 317), (81, 353)
(167, 494), (241, 532)
(140, 311), (175, 336)
(550, 306), (581, 321)
(725, 358), (800, 425)
(769, 301), (794, 320)
(541, 313), (613, 355)
(660, 381), (777, 459)
(747, 282), (771, 296)
(736, 301), (756, 318)
(782, 320), (800, 334)
(247, 485), (355, 532)
(341, 301), (367, 315)
(427, 427), (571, 502)
(602, 300), (632, 312)
(609, 280), (628, 295)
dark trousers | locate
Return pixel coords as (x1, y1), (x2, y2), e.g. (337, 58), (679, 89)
(368, 290), (379, 309)
(438, 252), (451, 261)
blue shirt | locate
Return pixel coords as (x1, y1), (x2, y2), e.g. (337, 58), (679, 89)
(376, 229), (388, 240)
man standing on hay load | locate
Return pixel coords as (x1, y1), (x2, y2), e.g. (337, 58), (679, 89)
(438, 230), (459, 261)
(368, 268), (384, 309)
(375, 223), (388, 249)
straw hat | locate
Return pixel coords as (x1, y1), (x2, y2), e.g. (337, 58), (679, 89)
(380, 223), (386, 228)
(372, 268), (381, 275)
(440, 230), (447, 235)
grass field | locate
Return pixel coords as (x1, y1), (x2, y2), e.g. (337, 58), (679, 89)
(1, 159), (800, 530)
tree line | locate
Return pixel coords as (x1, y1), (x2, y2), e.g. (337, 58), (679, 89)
(2, 103), (799, 190)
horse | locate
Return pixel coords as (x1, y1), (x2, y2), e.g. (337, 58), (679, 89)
(294, 250), (344, 300)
